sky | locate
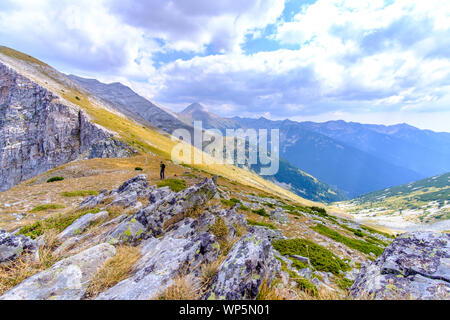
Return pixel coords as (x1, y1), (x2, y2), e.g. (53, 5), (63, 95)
(0, 0), (449, 132)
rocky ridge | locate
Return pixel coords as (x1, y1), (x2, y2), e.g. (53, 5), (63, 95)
(0, 175), (448, 300)
(0, 61), (135, 192)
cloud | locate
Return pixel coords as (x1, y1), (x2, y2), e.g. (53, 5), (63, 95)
(149, 0), (450, 124)
(107, 0), (285, 53)
(0, 0), (449, 131)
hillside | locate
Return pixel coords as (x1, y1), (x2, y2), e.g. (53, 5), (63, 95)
(335, 173), (450, 232)
(178, 103), (347, 202)
(0, 46), (448, 301)
(234, 117), (423, 197)
(0, 46), (315, 207)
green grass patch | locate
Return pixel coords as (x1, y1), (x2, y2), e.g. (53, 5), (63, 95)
(18, 208), (101, 239)
(246, 219), (277, 230)
(157, 179), (187, 192)
(311, 224), (383, 256)
(252, 208), (270, 217)
(273, 238), (349, 275)
(61, 190), (99, 197)
(30, 203), (65, 212)
(182, 173), (197, 178)
(46, 176), (64, 183)
(221, 198), (241, 208)
(289, 258), (309, 270)
(335, 277), (354, 290)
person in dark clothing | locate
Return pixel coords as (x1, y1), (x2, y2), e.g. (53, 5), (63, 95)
(160, 161), (166, 180)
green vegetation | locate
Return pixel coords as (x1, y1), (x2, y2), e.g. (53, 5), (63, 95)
(182, 173), (197, 178)
(252, 208), (270, 217)
(221, 198), (241, 208)
(46, 176), (64, 183)
(246, 219), (277, 230)
(272, 238), (349, 275)
(209, 217), (228, 242)
(30, 203), (65, 212)
(290, 258), (309, 270)
(61, 190), (99, 197)
(19, 208), (101, 239)
(134, 167), (143, 171)
(336, 277), (354, 290)
(311, 224), (383, 256)
(157, 178), (186, 192)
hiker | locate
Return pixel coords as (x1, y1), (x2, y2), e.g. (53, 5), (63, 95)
(160, 161), (166, 179)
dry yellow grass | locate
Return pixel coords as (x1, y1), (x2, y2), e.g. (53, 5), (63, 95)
(157, 276), (200, 300)
(0, 46), (318, 211)
(0, 229), (62, 295)
(84, 246), (141, 299)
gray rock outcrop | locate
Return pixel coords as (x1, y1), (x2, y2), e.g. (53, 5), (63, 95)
(0, 229), (37, 263)
(204, 231), (281, 300)
(0, 243), (116, 300)
(0, 62), (135, 192)
(351, 232), (449, 300)
(97, 218), (220, 300)
(58, 211), (109, 241)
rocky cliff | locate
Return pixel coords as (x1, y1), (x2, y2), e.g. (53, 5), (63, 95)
(0, 62), (135, 191)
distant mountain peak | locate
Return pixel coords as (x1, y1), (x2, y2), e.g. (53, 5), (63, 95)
(181, 102), (209, 114)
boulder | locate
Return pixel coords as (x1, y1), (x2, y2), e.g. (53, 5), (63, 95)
(78, 175), (150, 210)
(105, 217), (147, 245)
(97, 225), (219, 300)
(0, 229), (37, 263)
(0, 243), (116, 300)
(248, 225), (286, 241)
(269, 207), (289, 224)
(351, 232), (450, 300)
(134, 177), (218, 237)
(204, 230), (281, 300)
(58, 211), (109, 241)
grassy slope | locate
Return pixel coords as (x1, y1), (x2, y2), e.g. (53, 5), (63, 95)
(334, 172), (450, 227)
(0, 46), (317, 208)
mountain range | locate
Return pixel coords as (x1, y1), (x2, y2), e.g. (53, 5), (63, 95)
(178, 103), (450, 198)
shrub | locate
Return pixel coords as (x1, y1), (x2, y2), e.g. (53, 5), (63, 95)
(157, 179), (187, 192)
(246, 219), (277, 230)
(46, 176), (64, 183)
(85, 246), (141, 298)
(30, 203), (65, 212)
(61, 190), (98, 197)
(221, 198), (241, 208)
(134, 167), (143, 171)
(353, 229), (364, 237)
(272, 238), (349, 275)
(158, 276), (199, 300)
(209, 217), (229, 242)
(19, 208), (101, 239)
(252, 208), (269, 217)
(336, 277), (354, 290)
(311, 224), (383, 256)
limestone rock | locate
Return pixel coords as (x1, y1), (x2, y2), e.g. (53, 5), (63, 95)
(351, 232), (450, 300)
(204, 230), (281, 300)
(58, 211), (109, 241)
(0, 62), (135, 192)
(97, 227), (219, 300)
(270, 207), (289, 224)
(0, 229), (37, 263)
(134, 177), (218, 237)
(0, 243), (116, 300)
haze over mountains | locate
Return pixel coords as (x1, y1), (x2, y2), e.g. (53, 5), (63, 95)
(69, 76), (346, 203)
(179, 103), (450, 198)
(65, 75), (450, 199)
